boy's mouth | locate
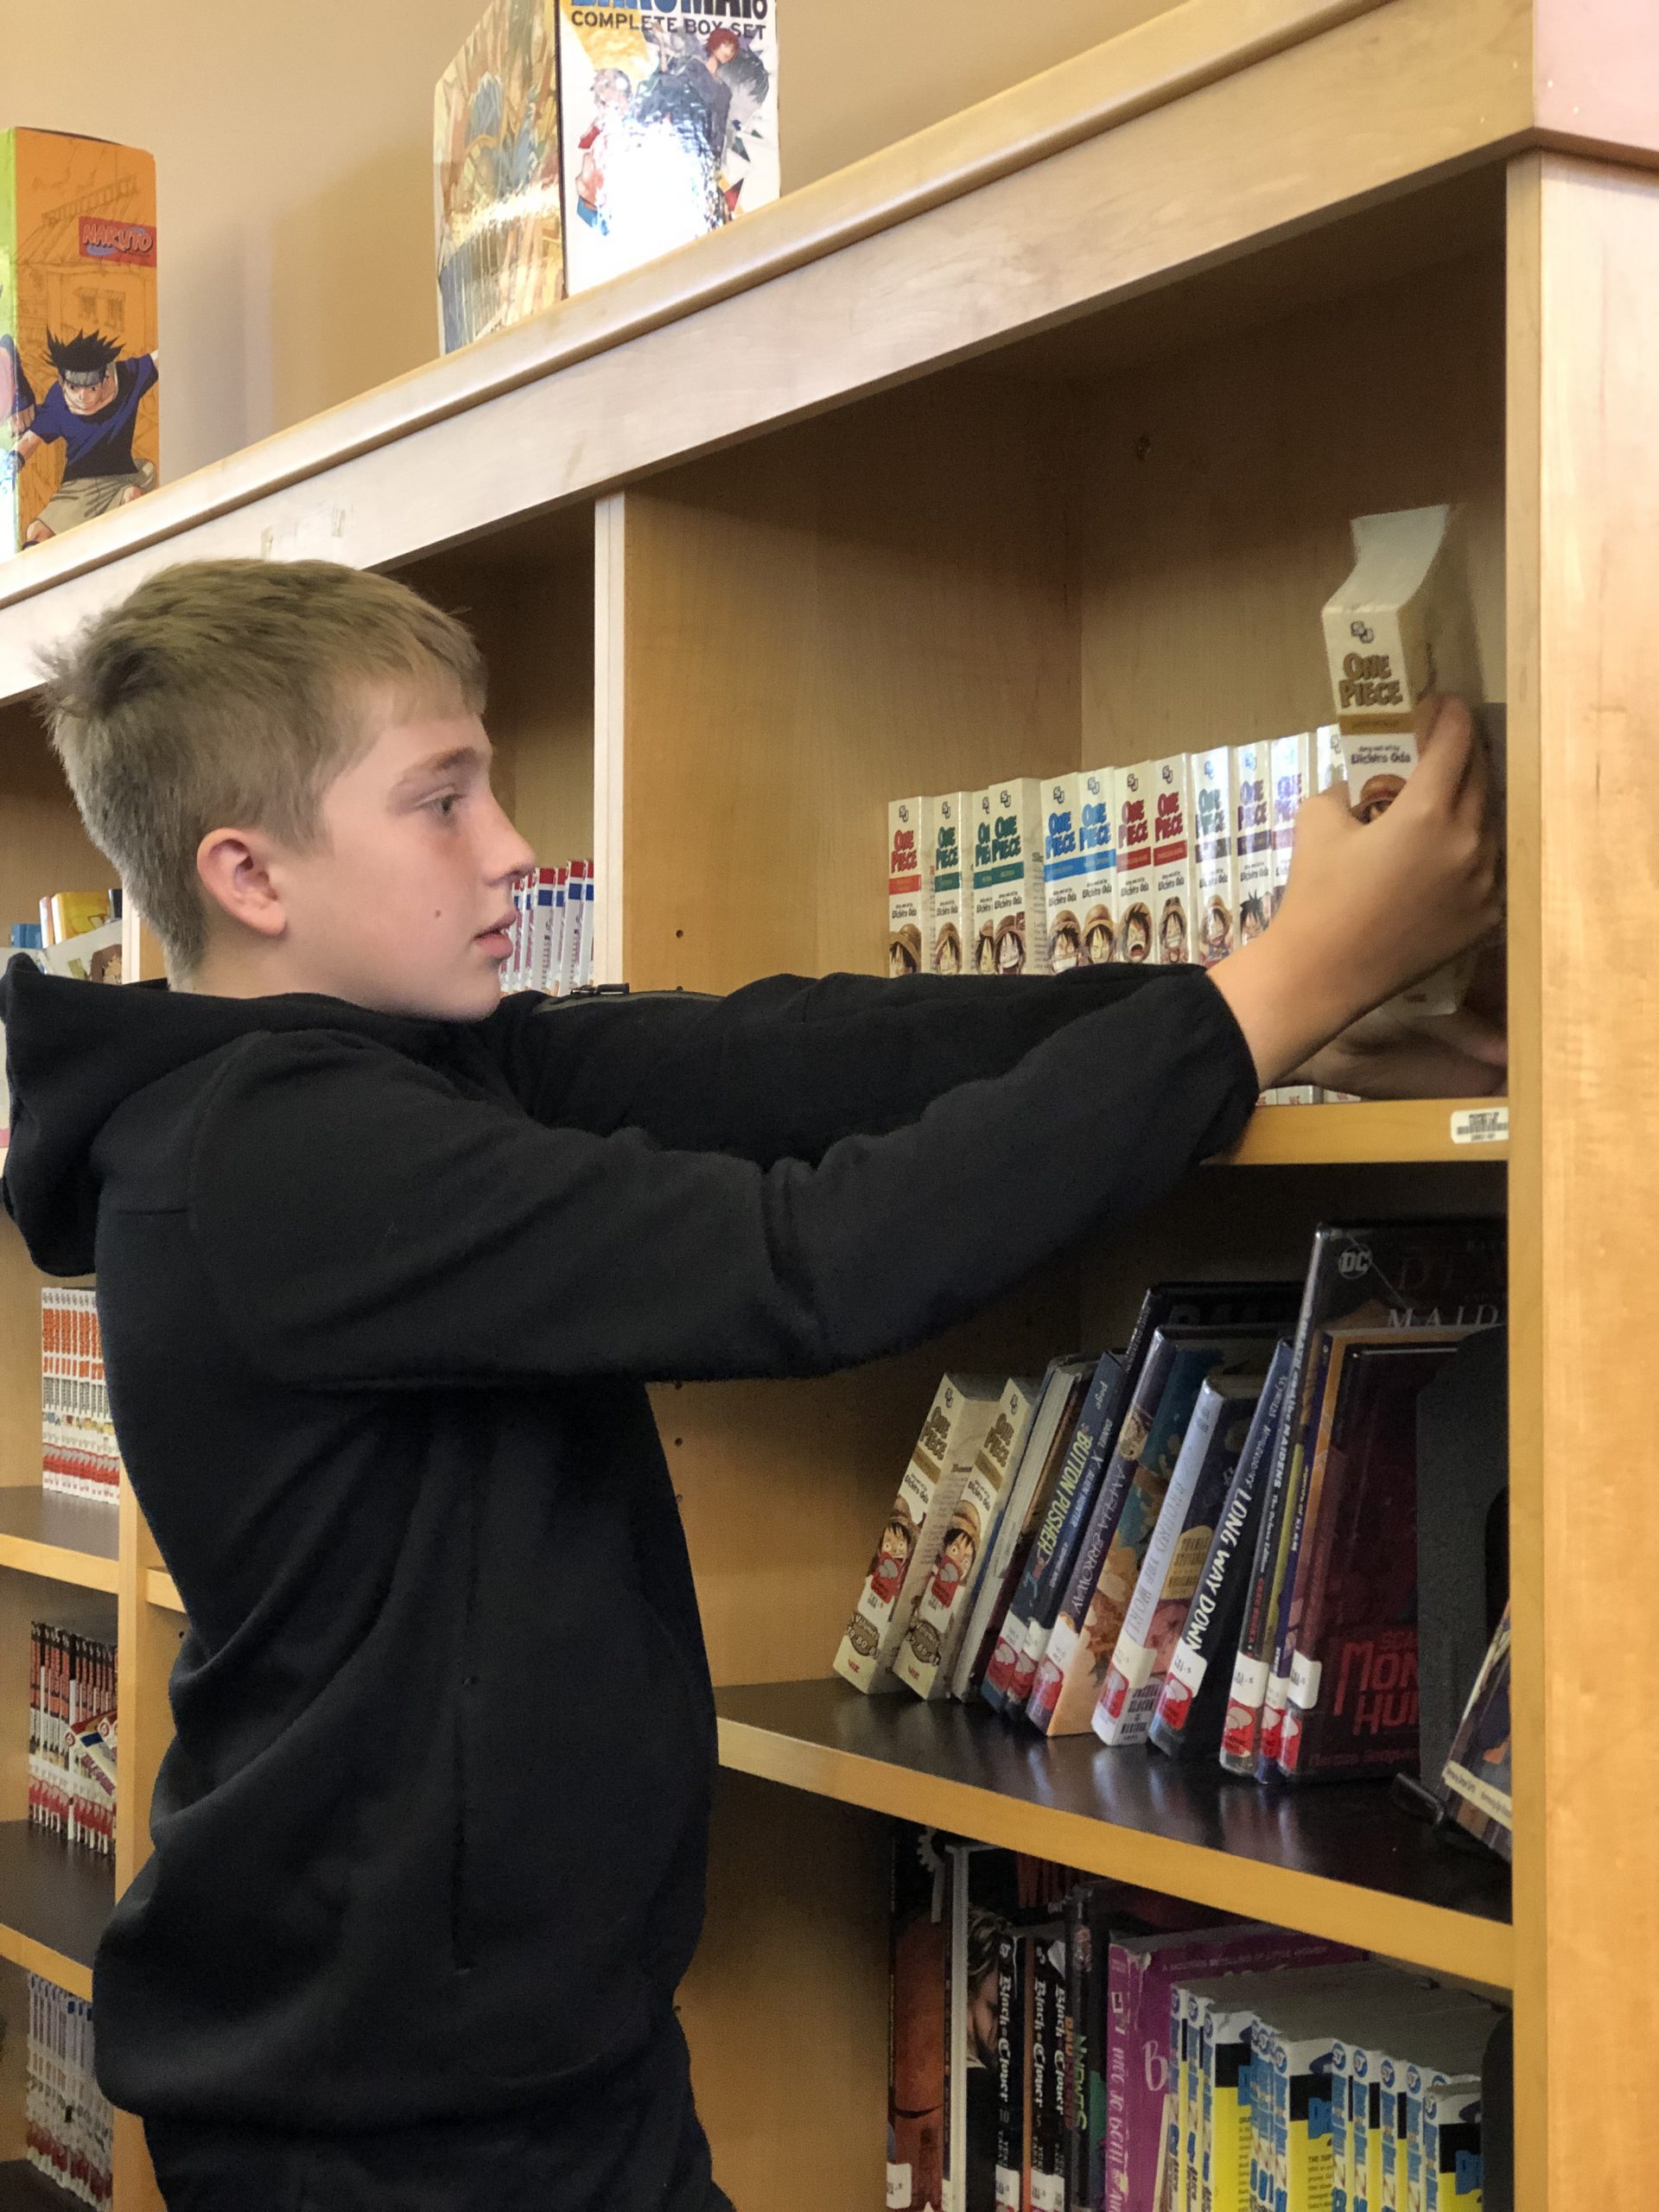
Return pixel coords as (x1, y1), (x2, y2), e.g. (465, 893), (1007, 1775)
(476, 912), (517, 957)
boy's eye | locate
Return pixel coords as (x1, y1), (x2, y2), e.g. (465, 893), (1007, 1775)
(429, 791), (461, 818)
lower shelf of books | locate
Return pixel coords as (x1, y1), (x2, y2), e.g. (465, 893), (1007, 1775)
(714, 1680), (1510, 1987)
(0, 1830), (111, 2004)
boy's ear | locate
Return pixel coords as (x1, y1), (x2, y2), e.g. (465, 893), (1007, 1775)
(196, 825), (288, 942)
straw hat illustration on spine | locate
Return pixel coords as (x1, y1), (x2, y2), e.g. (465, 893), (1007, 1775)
(888, 923), (922, 977)
(1083, 903), (1115, 966)
(933, 922), (963, 976)
(1047, 908), (1082, 972)
(1120, 902), (1152, 963)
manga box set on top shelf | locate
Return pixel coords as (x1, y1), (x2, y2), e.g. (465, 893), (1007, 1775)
(435, 0), (779, 350)
(1, 128), (159, 557)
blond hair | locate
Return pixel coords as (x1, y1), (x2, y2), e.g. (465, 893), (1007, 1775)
(40, 558), (486, 979)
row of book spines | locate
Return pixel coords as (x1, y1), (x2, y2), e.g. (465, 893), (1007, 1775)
(26, 1972), (113, 2209)
(503, 859), (595, 996)
(41, 1288), (124, 1503)
(29, 1624), (118, 1856)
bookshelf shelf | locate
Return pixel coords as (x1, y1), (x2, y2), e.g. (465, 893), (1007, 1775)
(0, 1826), (111, 2005)
(1223, 1098), (1510, 1167)
(0, 1491), (118, 1597)
(715, 1680), (1511, 1988)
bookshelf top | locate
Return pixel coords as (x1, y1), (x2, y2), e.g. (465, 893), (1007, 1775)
(0, 0), (1650, 701)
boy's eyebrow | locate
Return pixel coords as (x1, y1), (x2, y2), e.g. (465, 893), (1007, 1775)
(391, 743), (492, 788)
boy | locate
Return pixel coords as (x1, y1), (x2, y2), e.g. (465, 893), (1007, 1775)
(0, 562), (1499, 2210)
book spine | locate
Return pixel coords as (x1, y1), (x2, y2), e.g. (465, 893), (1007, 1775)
(931, 793), (968, 976)
(1061, 1890), (1090, 2212)
(1192, 745), (1237, 965)
(887, 798), (931, 979)
(1112, 764), (1155, 965)
(1025, 1439), (1143, 1737)
(993, 1929), (1026, 2211)
(1150, 1351), (1289, 1760)
(1002, 1356), (1126, 1715)
(1256, 1336), (1335, 1778)
(1151, 753), (1197, 966)
(1028, 1933), (1066, 2211)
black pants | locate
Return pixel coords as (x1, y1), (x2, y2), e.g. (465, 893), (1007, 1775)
(144, 2032), (734, 2212)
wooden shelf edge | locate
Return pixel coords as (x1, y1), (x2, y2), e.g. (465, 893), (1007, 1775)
(0, 1919), (93, 2003)
(717, 1713), (1514, 1989)
(1219, 1098), (1510, 1166)
(145, 1569), (182, 1614)
(0, 1539), (119, 1596)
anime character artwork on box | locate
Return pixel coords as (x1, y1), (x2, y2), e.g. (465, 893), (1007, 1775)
(435, 0), (565, 353)
(557, 1), (779, 294)
(0, 130), (159, 556)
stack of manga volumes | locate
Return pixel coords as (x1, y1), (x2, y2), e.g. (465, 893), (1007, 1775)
(41, 1290), (124, 1505)
(836, 1224), (1506, 1813)
(884, 1824), (1506, 2212)
(29, 1621), (118, 1855)
(25, 1974), (114, 2207)
(500, 858), (597, 995)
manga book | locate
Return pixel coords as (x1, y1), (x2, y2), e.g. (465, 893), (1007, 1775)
(557, 0), (780, 295)
(1440, 1601), (1512, 1861)
(1, 130), (159, 557)
(435, 0), (563, 349)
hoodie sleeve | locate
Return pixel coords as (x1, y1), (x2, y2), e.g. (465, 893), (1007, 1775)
(480, 965), (1202, 1166)
(189, 971), (1257, 1391)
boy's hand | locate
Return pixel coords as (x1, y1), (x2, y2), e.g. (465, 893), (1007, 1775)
(1298, 1002), (1508, 1099)
(1210, 694), (1501, 1088)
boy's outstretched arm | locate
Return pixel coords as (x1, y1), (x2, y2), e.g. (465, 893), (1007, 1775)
(486, 963), (1202, 1166)
(191, 700), (1495, 1391)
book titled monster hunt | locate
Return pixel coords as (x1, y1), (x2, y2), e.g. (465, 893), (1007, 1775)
(1219, 1222), (1505, 1780)
(1275, 1332), (1474, 1783)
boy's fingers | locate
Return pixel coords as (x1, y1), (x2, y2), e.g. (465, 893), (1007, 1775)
(1401, 693), (1477, 814)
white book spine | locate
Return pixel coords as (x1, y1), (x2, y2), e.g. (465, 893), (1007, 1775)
(1191, 746), (1237, 966)
(1150, 753), (1198, 965)
(1113, 763), (1155, 963)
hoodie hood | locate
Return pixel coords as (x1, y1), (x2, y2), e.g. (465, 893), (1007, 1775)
(0, 955), (456, 1278)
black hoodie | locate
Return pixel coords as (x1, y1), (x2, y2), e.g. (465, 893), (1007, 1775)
(0, 954), (1255, 2145)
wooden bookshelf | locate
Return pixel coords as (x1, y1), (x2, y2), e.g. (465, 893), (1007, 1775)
(716, 1681), (1511, 1986)
(0, 1493), (118, 1599)
(0, 4), (1649, 2206)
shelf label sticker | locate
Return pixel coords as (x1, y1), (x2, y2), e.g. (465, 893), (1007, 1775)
(1450, 1106), (1510, 1147)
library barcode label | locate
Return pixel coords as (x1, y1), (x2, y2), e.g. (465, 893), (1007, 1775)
(1450, 1106), (1510, 1147)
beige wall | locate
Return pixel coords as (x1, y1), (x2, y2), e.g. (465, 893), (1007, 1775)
(4, 0), (1172, 482)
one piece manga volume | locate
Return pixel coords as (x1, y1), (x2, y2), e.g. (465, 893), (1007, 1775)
(888, 798), (933, 979)
(1112, 765), (1155, 965)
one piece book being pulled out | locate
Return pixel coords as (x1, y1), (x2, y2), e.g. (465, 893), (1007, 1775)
(1275, 1331), (1475, 1783)
(1148, 1342), (1292, 1764)
(896, 1376), (1041, 1701)
(1219, 1222), (1505, 1779)
(951, 1357), (1096, 1704)
(1091, 1366), (1266, 1750)
(1033, 1327), (1282, 1739)
(834, 1374), (1002, 1694)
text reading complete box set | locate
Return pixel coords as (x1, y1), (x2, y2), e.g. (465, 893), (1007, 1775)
(886, 505), (1492, 1105)
(887, 1828), (1504, 2212)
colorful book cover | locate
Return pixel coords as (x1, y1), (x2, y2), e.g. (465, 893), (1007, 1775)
(556, 0), (779, 298)
(1046, 1332), (1279, 1740)
(1279, 1334), (1473, 1783)
(1, 131), (160, 559)
(1106, 1929), (1360, 2212)
(1149, 1342), (1291, 1763)
(434, 0), (563, 351)
(834, 1375), (1001, 1694)
(1220, 1223), (1506, 1778)
(1093, 1368), (1264, 1748)
(1440, 1603), (1512, 1861)
(1403, 2012), (1497, 2212)
(1113, 763), (1155, 965)
(930, 791), (971, 977)
(897, 1377), (1040, 1700)
(888, 797), (932, 980)
(952, 1358), (1094, 1702)
(888, 1828), (947, 2212)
